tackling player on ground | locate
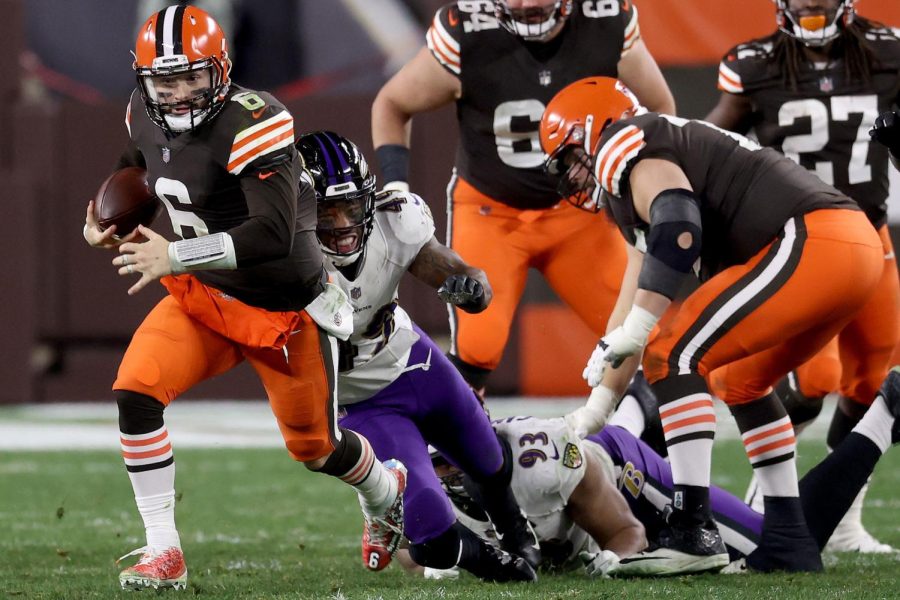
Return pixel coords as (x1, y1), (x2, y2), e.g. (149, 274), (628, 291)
(372, 0), (674, 397)
(705, 0), (900, 552)
(82, 6), (405, 590)
(418, 367), (900, 578)
(540, 76), (886, 573)
(295, 130), (539, 582)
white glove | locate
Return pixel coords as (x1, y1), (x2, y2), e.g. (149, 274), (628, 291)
(564, 385), (616, 438)
(580, 550), (621, 578)
(582, 306), (659, 387)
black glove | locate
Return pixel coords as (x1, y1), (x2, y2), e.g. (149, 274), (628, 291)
(870, 110), (900, 155)
(438, 274), (486, 313)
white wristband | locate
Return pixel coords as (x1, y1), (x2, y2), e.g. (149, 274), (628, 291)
(168, 232), (238, 274)
(622, 305), (659, 345)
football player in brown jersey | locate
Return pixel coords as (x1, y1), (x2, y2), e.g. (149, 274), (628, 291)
(705, 0), (900, 553)
(371, 0), (674, 400)
(82, 5), (407, 590)
(539, 76), (889, 573)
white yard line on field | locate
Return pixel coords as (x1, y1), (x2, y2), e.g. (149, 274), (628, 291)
(0, 397), (835, 450)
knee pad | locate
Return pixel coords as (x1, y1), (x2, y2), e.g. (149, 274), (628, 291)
(115, 390), (165, 435)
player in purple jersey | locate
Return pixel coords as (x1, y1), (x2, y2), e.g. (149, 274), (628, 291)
(296, 131), (538, 581)
(706, 0), (900, 553)
(420, 368), (900, 578)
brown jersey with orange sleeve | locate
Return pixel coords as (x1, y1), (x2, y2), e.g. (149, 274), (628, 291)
(594, 112), (858, 278)
(120, 84), (325, 311)
(427, 0), (640, 208)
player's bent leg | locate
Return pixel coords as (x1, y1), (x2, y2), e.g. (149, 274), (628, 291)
(306, 429), (406, 571)
(800, 368), (900, 552)
(116, 390), (186, 591)
(458, 435), (542, 569)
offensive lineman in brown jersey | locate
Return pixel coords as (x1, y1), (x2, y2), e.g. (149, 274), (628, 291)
(371, 0), (674, 400)
(82, 6), (407, 590)
(540, 76), (887, 573)
(705, 0), (900, 552)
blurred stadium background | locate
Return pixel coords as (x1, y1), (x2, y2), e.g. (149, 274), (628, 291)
(1, 0), (898, 405)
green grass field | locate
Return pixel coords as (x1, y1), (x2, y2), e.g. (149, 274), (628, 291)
(2, 441), (898, 599)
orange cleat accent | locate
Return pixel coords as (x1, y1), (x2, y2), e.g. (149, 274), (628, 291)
(362, 459), (407, 571)
(118, 546), (187, 590)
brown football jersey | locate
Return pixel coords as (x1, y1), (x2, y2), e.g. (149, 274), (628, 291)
(718, 24), (900, 227)
(122, 84), (325, 311)
(594, 112), (858, 278)
(428, 0), (639, 209)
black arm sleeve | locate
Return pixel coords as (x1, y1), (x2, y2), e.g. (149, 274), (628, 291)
(230, 159), (298, 267)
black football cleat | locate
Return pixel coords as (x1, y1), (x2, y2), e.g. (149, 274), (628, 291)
(467, 543), (537, 583)
(630, 516), (729, 575)
(879, 366), (900, 444)
(495, 512), (542, 570)
(747, 497), (823, 573)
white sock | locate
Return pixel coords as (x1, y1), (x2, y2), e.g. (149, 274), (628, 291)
(852, 395), (893, 454)
(609, 394), (646, 437)
(136, 491), (181, 550)
(338, 435), (397, 517)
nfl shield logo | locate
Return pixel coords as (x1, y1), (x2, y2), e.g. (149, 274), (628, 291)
(819, 77), (834, 93)
(161, 147), (171, 163)
(351, 287), (362, 300)
(539, 70), (552, 87)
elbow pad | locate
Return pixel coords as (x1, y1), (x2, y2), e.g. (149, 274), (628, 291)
(637, 188), (702, 299)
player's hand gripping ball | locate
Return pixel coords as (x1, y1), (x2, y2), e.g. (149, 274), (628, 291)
(93, 167), (162, 239)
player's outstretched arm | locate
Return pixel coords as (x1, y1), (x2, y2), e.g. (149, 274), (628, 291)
(408, 236), (492, 313)
(372, 47), (461, 189)
(704, 92), (754, 133)
(566, 452), (647, 576)
(617, 39), (676, 115)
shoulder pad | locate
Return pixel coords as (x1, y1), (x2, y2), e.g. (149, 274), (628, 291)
(427, 3), (464, 75)
(594, 120), (646, 198)
(718, 37), (776, 94)
(375, 191), (435, 247)
(220, 90), (295, 175)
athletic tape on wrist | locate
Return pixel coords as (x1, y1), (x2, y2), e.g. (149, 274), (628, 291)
(168, 232), (237, 273)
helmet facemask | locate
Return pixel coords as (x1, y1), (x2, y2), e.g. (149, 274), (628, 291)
(493, 0), (573, 41)
(133, 6), (232, 134)
(430, 449), (490, 523)
(775, 0), (854, 47)
(543, 115), (605, 213)
(316, 185), (376, 267)
(137, 57), (227, 133)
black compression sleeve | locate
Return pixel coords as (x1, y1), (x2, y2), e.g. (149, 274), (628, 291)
(231, 160), (298, 267)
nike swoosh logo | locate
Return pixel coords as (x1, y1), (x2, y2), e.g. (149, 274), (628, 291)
(549, 440), (559, 460)
(258, 171), (276, 180)
(448, 10), (458, 27)
(252, 108), (266, 119)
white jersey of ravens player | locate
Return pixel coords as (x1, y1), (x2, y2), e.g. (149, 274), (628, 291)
(325, 190), (435, 404)
(457, 416), (618, 568)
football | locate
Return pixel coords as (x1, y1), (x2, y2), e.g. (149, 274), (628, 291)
(93, 166), (162, 237)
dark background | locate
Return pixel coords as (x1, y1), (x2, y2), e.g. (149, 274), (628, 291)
(1, 0), (897, 403)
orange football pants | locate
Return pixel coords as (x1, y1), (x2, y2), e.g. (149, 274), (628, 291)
(447, 175), (627, 370)
(709, 224), (899, 407)
(114, 279), (338, 462)
(646, 209), (883, 405)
